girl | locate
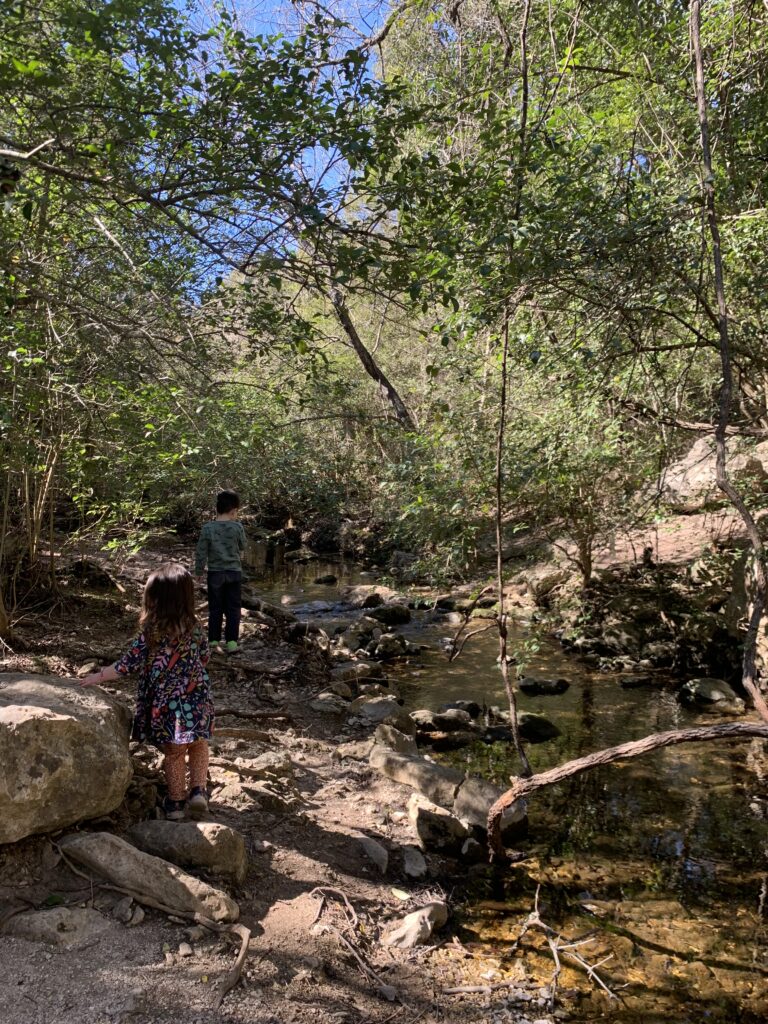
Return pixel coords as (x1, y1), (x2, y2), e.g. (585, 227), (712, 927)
(82, 562), (214, 821)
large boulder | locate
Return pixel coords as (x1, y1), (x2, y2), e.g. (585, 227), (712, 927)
(127, 821), (248, 882)
(60, 832), (239, 922)
(0, 674), (132, 844)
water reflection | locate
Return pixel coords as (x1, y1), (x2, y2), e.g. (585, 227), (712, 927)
(248, 559), (768, 1018)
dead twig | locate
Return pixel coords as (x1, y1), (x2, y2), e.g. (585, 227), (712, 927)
(308, 886), (359, 930)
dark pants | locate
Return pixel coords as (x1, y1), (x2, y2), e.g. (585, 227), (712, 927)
(207, 570), (242, 643)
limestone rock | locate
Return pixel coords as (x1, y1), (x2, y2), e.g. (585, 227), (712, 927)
(679, 677), (746, 714)
(333, 738), (375, 760)
(5, 907), (117, 948)
(341, 585), (403, 609)
(401, 845), (427, 879)
(358, 835), (389, 874)
(407, 793), (468, 852)
(373, 723), (418, 754)
(331, 659), (384, 684)
(0, 674), (132, 843)
(369, 748), (463, 806)
(381, 901), (448, 948)
(658, 437), (768, 512)
(60, 832), (239, 922)
(368, 604), (412, 627)
(127, 821), (248, 882)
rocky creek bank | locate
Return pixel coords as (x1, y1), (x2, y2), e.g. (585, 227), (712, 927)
(0, 562), (564, 1024)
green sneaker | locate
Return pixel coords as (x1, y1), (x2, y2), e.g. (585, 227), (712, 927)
(210, 641), (224, 654)
(225, 640), (238, 653)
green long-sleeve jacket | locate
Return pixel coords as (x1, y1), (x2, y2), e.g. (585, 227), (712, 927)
(195, 520), (246, 573)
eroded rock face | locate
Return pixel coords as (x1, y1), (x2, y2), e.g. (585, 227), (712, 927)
(0, 674), (132, 844)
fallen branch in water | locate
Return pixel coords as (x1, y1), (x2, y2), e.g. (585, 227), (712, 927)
(488, 722), (768, 853)
(510, 887), (618, 1005)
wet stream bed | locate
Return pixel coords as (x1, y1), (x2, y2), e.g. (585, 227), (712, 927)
(252, 560), (768, 1022)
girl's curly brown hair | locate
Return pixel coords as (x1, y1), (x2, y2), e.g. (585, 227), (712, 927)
(139, 562), (198, 643)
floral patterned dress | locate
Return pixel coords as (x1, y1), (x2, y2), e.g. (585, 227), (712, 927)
(114, 629), (213, 747)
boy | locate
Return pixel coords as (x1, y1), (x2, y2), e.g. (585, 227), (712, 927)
(195, 489), (246, 653)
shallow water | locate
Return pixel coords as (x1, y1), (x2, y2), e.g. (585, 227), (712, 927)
(251, 560), (768, 1021)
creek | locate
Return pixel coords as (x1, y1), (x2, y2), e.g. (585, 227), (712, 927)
(251, 558), (768, 1023)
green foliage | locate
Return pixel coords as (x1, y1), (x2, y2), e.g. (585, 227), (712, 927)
(3, 0), (768, 630)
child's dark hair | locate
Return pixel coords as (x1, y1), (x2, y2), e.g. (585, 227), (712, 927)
(216, 489), (240, 515)
(139, 562), (197, 641)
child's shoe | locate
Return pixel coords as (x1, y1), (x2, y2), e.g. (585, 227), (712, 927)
(187, 787), (209, 819)
(163, 796), (186, 821)
(225, 640), (238, 653)
(210, 641), (224, 654)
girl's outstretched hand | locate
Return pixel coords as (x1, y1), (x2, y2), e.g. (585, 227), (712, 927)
(80, 671), (104, 687)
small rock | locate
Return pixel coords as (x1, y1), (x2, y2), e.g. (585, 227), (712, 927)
(401, 845), (427, 879)
(358, 836), (389, 874)
(327, 681), (353, 700)
(178, 942), (194, 957)
(128, 905), (145, 927)
(380, 901), (448, 948)
(7, 907), (117, 948)
(112, 896), (134, 923)
(185, 925), (207, 942)
(407, 793), (468, 852)
(373, 723), (418, 754)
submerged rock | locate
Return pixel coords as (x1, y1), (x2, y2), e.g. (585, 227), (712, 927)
(483, 712), (561, 744)
(439, 700), (482, 719)
(411, 708), (473, 733)
(368, 604), (412, 627)
(518, 676), (570, 696)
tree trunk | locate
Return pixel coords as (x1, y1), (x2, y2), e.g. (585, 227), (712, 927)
(690, 0), (768, 722)
(331, 291), (417, 431)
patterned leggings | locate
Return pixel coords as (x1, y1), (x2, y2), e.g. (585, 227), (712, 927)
(162, 740), (209, 800)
